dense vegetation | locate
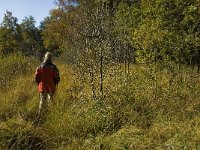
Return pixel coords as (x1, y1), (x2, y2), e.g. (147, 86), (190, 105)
(0, 0), (199, 149)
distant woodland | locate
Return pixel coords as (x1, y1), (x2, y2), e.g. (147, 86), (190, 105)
(0, 0), (199, 70)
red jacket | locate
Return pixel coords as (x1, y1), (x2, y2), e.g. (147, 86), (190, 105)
(35, 62), (60, 93)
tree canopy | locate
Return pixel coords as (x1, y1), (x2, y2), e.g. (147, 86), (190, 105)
(0, 0), (199, 69)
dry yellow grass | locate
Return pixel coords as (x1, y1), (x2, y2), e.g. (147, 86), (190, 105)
(1, 55), (200, 149)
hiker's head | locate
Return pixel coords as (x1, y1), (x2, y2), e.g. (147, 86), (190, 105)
(44, 52), (53, 63)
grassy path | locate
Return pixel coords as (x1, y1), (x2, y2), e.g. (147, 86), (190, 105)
(1, 58), (200, 149)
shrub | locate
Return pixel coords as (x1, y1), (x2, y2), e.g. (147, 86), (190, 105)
(0, 53), (37, 89)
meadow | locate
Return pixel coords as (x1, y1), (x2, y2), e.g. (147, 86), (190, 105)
(0, 54), (200, 150)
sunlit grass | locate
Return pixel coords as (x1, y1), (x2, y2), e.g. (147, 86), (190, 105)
(0, 55), (200, 149)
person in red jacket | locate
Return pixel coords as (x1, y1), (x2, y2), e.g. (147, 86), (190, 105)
(35, 52), (60, 116)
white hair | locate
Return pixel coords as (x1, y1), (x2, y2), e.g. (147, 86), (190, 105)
(44, 52), (53, 62)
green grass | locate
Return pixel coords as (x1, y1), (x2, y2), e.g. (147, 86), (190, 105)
(0, 54), (200, 149)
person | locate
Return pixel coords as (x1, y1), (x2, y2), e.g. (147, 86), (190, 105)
(35, 52), (60, 116)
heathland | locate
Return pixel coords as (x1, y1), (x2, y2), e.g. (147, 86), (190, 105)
(0, 53), (200, 149)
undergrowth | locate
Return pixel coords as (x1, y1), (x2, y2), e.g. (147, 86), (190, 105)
(0, 54), (200, 149)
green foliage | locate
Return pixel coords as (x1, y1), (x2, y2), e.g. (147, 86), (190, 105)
(0, 27), (20, 55)
(20, 16), (43, 55)
(0, 53), (35, 88)
(0, 11), (45, 56)
(1, 10), (19, 30)
(0, 11), (22, 55)
(133, 0), (200, 64)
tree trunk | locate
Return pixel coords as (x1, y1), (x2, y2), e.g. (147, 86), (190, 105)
(89, 66), (96, 98)
(100, 47), (104, 97)
(197, 49), (200, 73)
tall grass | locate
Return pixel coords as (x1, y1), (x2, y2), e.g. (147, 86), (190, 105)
(0, 54), (35, 89)
(0, 56), (200, 149)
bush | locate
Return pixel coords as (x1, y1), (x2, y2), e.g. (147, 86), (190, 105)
(0, 53), (37, 89)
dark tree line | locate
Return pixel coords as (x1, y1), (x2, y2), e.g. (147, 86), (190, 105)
(41, 0), (199, 68)
(1, 1), (199, 69)
(0, 1), (199, 74)
(0, 11), (46, 58)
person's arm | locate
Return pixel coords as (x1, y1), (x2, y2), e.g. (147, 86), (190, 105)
(35, 67), (40, 85)
(53, 67), (60, 85)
